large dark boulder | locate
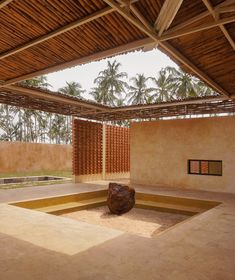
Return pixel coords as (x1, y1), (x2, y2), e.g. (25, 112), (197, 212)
(107, 183), (135, 215)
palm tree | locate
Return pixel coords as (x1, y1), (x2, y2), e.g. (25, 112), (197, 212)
(20, 76), (51, 89)
(91, 60), (128, 106)
(36, 112), (48, 143)
(59, 81), (85, 144)
(0, 76), (74, 144)
(115, 98), (126, 107)
(166, 67), (199, 99)
(0, 105), (19, 141)
(90, 87), (103, 104)
(196, 80), (217, 97)
(150, 68), (174, 102)
(59, 81), (86, 98)
(15, 76), (52, 142)
(21, 109), (35, 142)
(49, 115), (66, 144)
(127, 74), (154, 105)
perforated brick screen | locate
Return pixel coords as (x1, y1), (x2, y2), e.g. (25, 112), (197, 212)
(105, 125), (130, 173)
(73, 120), (130, 176)
(73, 119), (103, 175)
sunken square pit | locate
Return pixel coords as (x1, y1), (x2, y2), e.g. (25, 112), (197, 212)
(10, 190), (220, 238)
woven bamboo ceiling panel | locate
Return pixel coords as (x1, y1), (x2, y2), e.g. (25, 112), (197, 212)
(0, 85), (108, 116)
(0, 0), (235, 99)
(80, 99), (235, 121)
(1, 85), (235, 121)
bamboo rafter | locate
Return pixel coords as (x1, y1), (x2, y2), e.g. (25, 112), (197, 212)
(161, 14), (235, 41)
(81, 99), (235, 121)
(1, 85), (234, 121)
(0, 0), (13, 9)
(0, 38), (153, 86)
(201, 0), (235, 51)
(154, 0), (183, 36)
(0, 0), (138, 61)
(0, 0), (234, 99)
(103, 0), (230, 97)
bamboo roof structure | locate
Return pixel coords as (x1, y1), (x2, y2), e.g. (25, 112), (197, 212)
(0, 85), (235, 121)
(0, 85), (108, 115)
(0, 0), (235, 120)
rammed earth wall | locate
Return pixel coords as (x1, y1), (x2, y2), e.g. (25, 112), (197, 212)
(0, 142), (72, 174)
(130, 116), (235, 193)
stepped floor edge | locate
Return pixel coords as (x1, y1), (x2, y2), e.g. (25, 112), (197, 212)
(0, 181), (235, 280)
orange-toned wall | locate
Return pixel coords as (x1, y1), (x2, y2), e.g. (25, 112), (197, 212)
(130, 116), (235, 193)
(0, 142), (72, 174)
(73, 119), (130, 182)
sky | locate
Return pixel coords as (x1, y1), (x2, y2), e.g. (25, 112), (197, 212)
(46, 48), (177, 98)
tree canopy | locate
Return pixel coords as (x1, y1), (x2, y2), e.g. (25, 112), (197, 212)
(0, 59), (217, 143)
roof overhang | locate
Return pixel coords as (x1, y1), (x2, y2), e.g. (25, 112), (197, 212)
(0, 0), (235, 120)
(0, 85), (234, 121)
(0, 0), (234, 99)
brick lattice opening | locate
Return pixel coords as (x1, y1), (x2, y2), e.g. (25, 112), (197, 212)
(73, 119), (130, 177)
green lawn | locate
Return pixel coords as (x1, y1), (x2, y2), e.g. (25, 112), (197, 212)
(0, 170), (73, 189)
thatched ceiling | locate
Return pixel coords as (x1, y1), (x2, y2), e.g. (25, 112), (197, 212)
(0, 0), (234, 98)
(0, 85), (108, 116)
(0, 0), (235, 120)
(1, 85), (234, 121)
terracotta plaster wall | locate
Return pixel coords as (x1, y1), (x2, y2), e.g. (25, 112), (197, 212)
(0, 142), (72, 174)
(130, 116), (235, 193)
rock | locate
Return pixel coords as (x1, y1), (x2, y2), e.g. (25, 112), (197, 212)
(107, 183), (135, 215)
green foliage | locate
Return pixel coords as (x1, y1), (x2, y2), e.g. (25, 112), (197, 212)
(20, 76), (51, 89)
(0, 76), (72, 144)
(59, 81), (86, 97)
(0, 62), (217, 142)
(150, 67), (175, 102)
(91, 60), (128, 106)
(127, 74), (154, 105)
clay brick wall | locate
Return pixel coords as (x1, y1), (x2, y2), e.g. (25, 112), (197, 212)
(72, 119), (130, 178)
(73, 119), (102, 175)
(105, 125), (130, 174)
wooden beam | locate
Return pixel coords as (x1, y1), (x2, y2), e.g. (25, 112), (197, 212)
(103, 0), (160, 41)
(214, 1), (235, 24)
(165, 10), (211, 35)
(164, 1), (235, 36)
(216, 0), (235, 9)
(2, 85), (107, 111)
(159, 41), (229, 96)
(216, 5), (235, 14)
(202, 0), (217, 15)
(154, 0), (183, 36)
(128, 2), (153, 31)
(112, 96), (228, 112)
(117, 0), (157, 51)
(118, 0), (158, 51)
(201, 0), (235, 50)
(161, 14), (235, 41)
(0, 0), (138, 61)
(79, 95), (228, 117)
(0, 38), (153, 86)
(220, 25), (235, 50)
(103, 0), (230, 96)
(117, 0), (152, 30)
(0, 8), (111, 61)
(0, 0), (13, 9)
(1, 0), (231, 97)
